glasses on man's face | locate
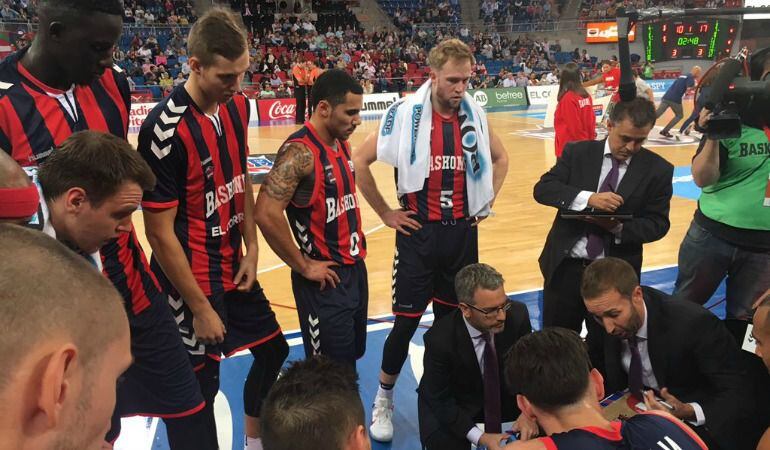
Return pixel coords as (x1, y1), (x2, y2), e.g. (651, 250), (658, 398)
(463, 301), (512, 317)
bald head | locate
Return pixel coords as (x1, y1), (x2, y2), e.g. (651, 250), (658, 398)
(0, 150), (31, 189)
(691, 66), (702, 78)
(0, 224), (128, 392)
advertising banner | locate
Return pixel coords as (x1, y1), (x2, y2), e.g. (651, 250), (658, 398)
(468, 87), (528, 108)
(526, 85), (559, 106)
(585, 21), (636, 43)
(129, 103), (157, 134)
(257, 98), (297, 121)
(361, 92), (400, 116)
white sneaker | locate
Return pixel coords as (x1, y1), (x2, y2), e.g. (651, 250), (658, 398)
(369, 396), (394, 442)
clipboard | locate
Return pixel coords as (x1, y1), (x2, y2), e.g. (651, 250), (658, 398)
(560, 210), (633, 220)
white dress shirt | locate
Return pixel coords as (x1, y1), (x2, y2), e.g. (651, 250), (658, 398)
(568, 140), (630, 259)
(621, 301), (706, 426)
(463, 317), (494, 445)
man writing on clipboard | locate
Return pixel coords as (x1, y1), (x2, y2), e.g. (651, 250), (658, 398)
(533, 97), (673, 361)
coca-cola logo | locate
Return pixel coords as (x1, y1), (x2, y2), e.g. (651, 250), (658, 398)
(267, 101), (295, 120)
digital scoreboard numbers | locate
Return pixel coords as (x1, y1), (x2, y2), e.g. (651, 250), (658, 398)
(645, 19), (738, 62)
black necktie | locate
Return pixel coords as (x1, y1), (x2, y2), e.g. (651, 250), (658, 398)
(628, 336), (644, 401)
(481, 332), (502, 433)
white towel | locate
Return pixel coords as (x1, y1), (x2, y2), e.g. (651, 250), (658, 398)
(376, 79), (494, 217)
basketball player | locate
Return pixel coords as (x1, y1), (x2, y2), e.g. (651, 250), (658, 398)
(261, 357), (372, 450)
(138, 9), (288, 450)
(353, 39), (509, 442)
(0, 1), (210, 447)
(254, 69), (368, 366)
(503, 328), (708, 450)
(0, 224), (131, 450)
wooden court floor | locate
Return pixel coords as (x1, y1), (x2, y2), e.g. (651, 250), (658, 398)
(127, 108), (698, 332)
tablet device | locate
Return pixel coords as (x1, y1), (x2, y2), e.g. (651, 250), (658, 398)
(560, 210), (633, 220)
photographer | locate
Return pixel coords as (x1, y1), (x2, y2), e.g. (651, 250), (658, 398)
(673, 54), (770, 320)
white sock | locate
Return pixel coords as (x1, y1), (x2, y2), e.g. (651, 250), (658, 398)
(245, 436), (263, 450)
(376, 385), (394, 402)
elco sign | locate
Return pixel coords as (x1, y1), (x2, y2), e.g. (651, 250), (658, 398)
(526, 85), (558, 105)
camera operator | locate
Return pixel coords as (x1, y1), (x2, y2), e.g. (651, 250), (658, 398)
(673, 54), (770, 320)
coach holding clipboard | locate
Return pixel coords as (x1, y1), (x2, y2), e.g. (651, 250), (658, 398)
(533, 97), (673, 356)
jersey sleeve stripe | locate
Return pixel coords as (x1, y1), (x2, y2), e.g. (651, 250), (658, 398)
(638, 411), (709, 449)
(142, 199), (180, 209)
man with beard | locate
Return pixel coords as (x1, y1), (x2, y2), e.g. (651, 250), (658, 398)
(582, 257), (755, 449)
(255, 69), (367, 366)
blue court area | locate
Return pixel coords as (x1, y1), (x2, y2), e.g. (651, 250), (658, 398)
(117, 266), (726, 450)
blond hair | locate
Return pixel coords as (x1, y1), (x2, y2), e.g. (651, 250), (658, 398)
(428, 39), (475, 70)
(187, 7), (248, 66)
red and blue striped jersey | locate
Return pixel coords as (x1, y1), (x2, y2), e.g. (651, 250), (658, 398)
(0, 48), (159, 317)
(399, 111), (469, 222)
(138, 86), (251, 297)
(285, 123), (366, 265)
(0, 49), (129, 166)
(541, 412), (707, 449)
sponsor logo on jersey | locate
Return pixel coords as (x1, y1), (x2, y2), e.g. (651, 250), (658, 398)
(205, 173), (246, 218)
(326, 193), (359, 223)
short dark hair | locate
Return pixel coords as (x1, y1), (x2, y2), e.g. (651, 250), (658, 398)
(0, 223), (127, 392)
(38, 131), (155, 207)
(261, 356), (364, 450)
(39, 0), (124, 17)
(187, 7), (248, 66)
(609, 97), (656, 128)
(310, 69), (363, 109)
(504, 327), (592, 413)
(580, 257), (639, 301)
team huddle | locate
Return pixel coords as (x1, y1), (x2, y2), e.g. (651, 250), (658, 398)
(1, 1), (769, 450)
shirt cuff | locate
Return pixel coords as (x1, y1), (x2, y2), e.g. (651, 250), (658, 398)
(569, 191), (593, 211)
(687, 402), (706, 426)
(466, 426), (484, 446)
(612, 223), (623, 244)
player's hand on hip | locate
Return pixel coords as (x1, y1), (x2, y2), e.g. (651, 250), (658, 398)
(301, 254), (340, 290)
(234, 251), (258, 292)
(193, 308), (226, 345)
(381, 208), (421, 235)
(587, 192), (624, 212)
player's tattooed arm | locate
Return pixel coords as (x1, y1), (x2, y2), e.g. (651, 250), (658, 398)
(261, 142), (314, 203)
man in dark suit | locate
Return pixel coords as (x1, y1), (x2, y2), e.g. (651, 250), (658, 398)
(581, 257), (756, 450)
(534, 96), (673, 334)
(417, 263), (535, 450)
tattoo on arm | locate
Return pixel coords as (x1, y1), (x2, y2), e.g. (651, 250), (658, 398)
(262, 142), (314, 202)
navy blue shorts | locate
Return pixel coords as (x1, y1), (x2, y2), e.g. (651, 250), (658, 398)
(106, 296), (206, 442)
(169, 281), (283, 369)
(391, 219), (478, 317)
(291, 259), (368, 363)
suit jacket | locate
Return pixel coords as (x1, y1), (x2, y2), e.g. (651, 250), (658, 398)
(417, 303), (532, 442)
(599, 286), (754, 449)
(534, 139), (674, 284)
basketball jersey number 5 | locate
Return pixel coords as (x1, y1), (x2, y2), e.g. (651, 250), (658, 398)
(440, 190), (454, 209)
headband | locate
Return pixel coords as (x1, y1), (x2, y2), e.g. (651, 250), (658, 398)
(0, 184), (39, 220)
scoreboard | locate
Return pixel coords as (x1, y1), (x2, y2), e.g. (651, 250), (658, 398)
(644, 19), (738, 62)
